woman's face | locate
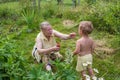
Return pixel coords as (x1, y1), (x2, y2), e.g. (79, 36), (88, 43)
(42, 25), (53, 37)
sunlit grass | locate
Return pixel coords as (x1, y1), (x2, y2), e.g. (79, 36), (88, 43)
(0, 2), (19, 10)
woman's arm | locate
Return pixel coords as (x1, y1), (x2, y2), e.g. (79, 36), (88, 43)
(53, 30), (76, 40)
(36, 37), (60, 54)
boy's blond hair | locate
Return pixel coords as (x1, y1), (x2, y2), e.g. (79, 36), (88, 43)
(79, 21), (93, 34)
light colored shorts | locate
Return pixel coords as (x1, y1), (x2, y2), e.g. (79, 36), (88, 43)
(76, 54), (93, 72)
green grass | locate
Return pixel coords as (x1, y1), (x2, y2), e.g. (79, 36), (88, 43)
(0, 0), (120, 80)
(0, 2), (19, 10)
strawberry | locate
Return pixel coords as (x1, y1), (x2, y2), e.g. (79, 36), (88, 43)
(56, 43), (60, 47)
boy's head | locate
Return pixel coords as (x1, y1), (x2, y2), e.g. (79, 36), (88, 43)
(79, 21), (93, 35)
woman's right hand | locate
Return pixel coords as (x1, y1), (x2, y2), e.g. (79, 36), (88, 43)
(51, 46), (60, 52)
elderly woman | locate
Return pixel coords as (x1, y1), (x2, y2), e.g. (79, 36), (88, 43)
(32, 21), (76, 71)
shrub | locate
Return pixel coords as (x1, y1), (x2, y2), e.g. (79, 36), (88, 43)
(0, 7), (19, 25)
(63, 10), (81, 21)
(41, 3), (58, 19)
(21, 8), (35, 29)
(0, 0), (18, 3)
(91, 1), (120, 34)
(0, 7), (17, 19)
(77, 1), (120, 34)
(84, 0), (96, 5)
(0, 40), (30, 79)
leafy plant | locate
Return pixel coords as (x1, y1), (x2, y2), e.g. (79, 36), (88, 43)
(0, 40), (30, 80)
(21, 8), (35, 30)
(26, 64), (55, 80)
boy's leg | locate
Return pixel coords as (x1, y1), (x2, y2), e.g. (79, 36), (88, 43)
(81, 70), (86, 80)
(88, 67), (97, 80)
(88, 67), (94, 77)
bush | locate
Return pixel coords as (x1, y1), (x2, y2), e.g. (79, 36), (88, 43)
(76, 1), (120, 34)
(21, 8), (35, 29)
(61, 0), (120, 34)
(0, 0), (18, 3)
(90, 1), (120, 34)
(84, 0), (96, 5)
(41, 3), (58, 19)
(0, 7), (19, 24)
(0, 8), (16, 19)
(0, 40), (30, 79)
(63, 10), (81, 21)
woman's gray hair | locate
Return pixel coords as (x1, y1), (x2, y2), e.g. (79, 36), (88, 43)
(39, 21), (51, 29)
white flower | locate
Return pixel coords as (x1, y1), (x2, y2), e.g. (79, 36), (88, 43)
(92, 76), (97, 80)
(83, 63), (88, 67)
(87, 61), (92, 65)
(86, 77), (90, 80)
(98, 77), (104, 80)
(93, 68), (99, 73)
(83, 74), (90, 80)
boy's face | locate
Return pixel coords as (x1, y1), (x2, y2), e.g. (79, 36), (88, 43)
(78, 27), (82, 36)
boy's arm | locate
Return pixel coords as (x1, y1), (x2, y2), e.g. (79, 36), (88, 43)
(91, 40), (95, 54)
(53, 30), (76, 40)
(73, 40), (81, 56)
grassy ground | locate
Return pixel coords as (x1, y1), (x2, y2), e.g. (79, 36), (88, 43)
(0, 0), (120, 80)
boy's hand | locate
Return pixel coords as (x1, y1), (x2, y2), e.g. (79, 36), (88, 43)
(72, 53), (77, 57)
(69, 32), (76, 39)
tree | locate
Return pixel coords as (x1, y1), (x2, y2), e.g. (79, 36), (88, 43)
(57, 0), (63, 5)
(72, 0), (77, 8)
(32, 0), (36, 9)
(72, 0), (81, 8)
(32, 0), (41, 12)
(38, 0), (41, 12)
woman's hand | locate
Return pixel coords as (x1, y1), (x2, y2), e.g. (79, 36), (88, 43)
(51, 46), (60, 52)
(56, 43), (60, 47)
(69, 32), (76, 39)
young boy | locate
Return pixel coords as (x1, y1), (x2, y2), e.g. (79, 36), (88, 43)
(73, 21), (96, 80)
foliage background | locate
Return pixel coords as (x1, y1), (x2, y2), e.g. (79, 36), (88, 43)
(0, 0), (120, 80)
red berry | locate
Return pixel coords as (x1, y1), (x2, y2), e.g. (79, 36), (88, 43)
(70, 33), (76, 37)
(56, 43), (60, 47)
